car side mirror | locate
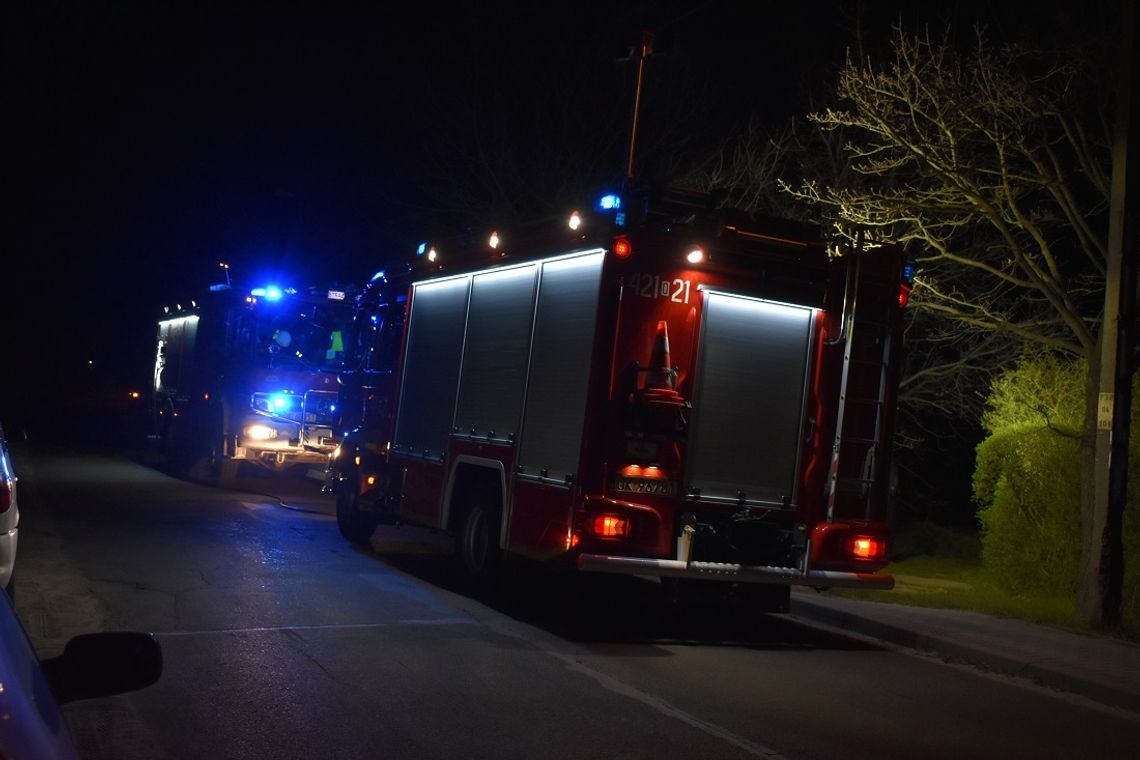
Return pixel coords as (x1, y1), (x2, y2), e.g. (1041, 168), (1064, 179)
(40, 631), (163, 704)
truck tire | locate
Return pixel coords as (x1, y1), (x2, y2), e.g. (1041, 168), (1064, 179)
(454, 501), (502, 594)
(336, 474), (378, 546)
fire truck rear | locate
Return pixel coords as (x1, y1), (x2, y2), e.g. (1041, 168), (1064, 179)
(328, 186), (911, 608)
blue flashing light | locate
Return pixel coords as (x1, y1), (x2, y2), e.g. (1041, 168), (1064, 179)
(269, 393), (293, 412)
(370, 269), (387, 283)
(597, 193), (622, 211)
(416, 242), (427, 256)
(249, 287), (287, 300)
(249, 286), (285, 301)
(615, 211), (627, 227)
(903, 262), (917, 284)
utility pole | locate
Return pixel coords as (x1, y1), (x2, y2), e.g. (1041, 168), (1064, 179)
(1083, 0), (1138, 628)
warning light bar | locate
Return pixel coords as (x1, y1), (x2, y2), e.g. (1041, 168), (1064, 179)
(250, 286), (285, 301)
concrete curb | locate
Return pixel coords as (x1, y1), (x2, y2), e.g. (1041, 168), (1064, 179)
(790, 595), (1140, 713)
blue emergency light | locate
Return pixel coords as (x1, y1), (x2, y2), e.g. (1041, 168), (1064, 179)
(597, 193), (622, 211)
(250, 285), (285, 301)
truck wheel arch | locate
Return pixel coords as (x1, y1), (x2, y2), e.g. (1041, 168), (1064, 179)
(444, 457), (507, 546)
(335, 459), (381, 546)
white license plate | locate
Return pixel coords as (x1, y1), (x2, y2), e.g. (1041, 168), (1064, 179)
(612, 476), (676, 496)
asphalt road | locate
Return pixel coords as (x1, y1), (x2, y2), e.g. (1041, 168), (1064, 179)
(10, 442), (1140, 760)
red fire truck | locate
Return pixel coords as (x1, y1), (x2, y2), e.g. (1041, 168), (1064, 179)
(327, 185), (911, 609)
(152, 278), (357, 480)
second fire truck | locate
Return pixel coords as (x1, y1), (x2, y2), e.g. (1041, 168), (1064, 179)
(153, 278), (357, 480)
(327, 186), (912, 609)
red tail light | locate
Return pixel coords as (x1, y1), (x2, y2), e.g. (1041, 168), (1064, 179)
(592, 514), (632, 539)
(898, 283), (912, 308)
(612, 237), (632, 259)
(846, 535), (887, 562)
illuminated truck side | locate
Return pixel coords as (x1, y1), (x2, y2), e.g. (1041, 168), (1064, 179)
(328, 187), (910, 608)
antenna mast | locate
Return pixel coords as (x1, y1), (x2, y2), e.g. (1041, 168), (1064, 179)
(623, 30), (655, 185)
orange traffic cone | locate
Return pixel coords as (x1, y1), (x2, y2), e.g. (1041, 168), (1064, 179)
(644, 321), (679, 395)
(632, 320), (685, 433)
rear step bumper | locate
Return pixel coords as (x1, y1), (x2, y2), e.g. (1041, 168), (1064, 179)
(576, 554), (895, 590)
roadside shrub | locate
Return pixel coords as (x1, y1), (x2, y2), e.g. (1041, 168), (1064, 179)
(973, 424), (1081, 594)
(973, 353), (1140, 629)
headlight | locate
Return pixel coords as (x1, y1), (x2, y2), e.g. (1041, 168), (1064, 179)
(244, 424), (279, 441)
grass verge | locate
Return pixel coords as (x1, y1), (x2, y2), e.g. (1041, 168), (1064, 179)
(824, 522), (1139, 642)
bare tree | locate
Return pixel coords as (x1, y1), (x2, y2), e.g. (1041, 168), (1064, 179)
(780, 24), (1122, 626)
(681, 116), (809, 217)
(683, 107), (1016, 451)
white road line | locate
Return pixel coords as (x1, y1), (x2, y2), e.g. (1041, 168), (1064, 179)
(542, 648), (790, 759)
(154, 615), (788, 756)
(154, 618), (477, 637)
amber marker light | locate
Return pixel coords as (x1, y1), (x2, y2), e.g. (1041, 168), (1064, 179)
(619, 464), (666, 479)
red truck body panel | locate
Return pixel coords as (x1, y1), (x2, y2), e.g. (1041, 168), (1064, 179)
(330, 189), (909, 595)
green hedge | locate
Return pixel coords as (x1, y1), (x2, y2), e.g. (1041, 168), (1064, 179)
(972, 354), (1140, 625)
(974, 425), (1082, 594)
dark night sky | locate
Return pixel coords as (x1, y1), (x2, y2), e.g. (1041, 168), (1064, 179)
(3, 0), (1108, 412)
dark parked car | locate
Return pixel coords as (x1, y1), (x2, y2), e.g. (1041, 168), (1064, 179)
(0, 419), (162, 758)
(0, 421), (19, 595)
(0, 583), (163, 759)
